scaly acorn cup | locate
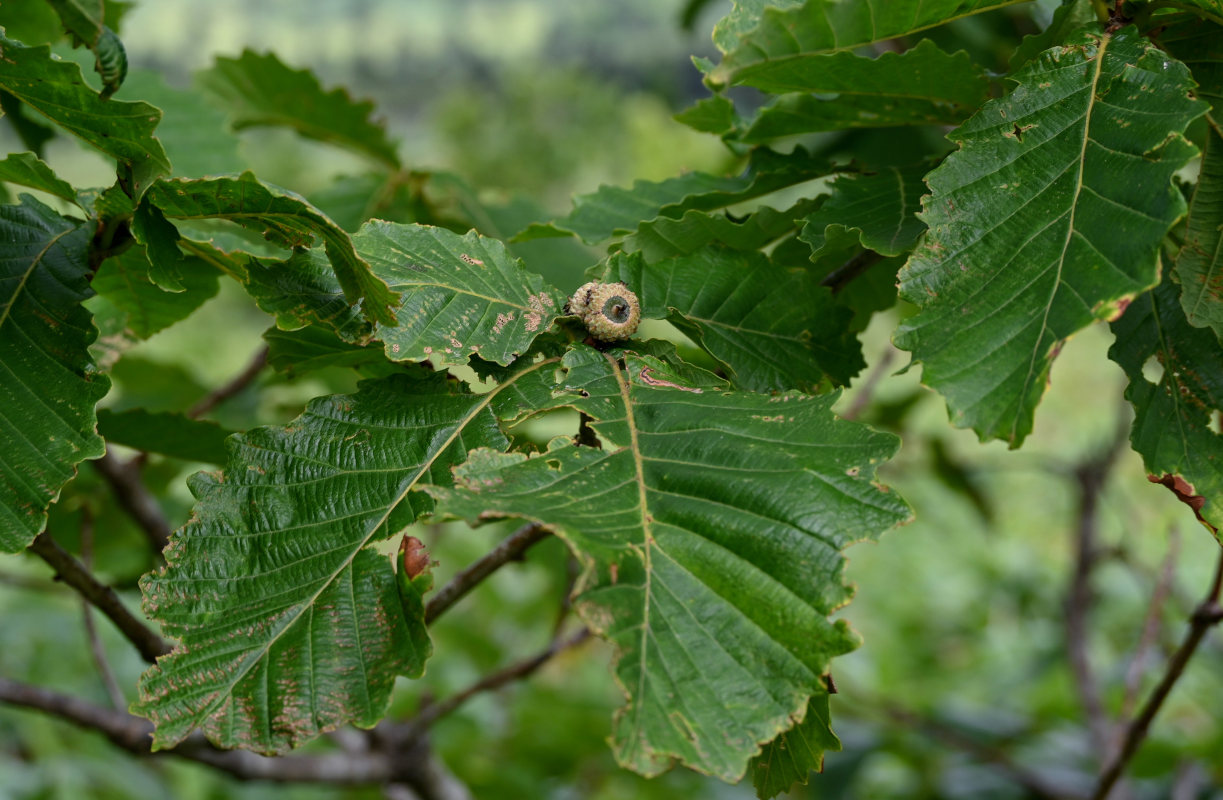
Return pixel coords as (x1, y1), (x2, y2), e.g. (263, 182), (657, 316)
(582, 282), (640, 342)
(566, 280), (600, 318)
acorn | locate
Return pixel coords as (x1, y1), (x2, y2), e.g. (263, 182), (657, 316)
(583, 282), (640, 342)
(566, 281), (600, 318)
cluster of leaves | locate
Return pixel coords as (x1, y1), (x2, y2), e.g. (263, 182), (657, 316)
(1, 0), (1221, 798)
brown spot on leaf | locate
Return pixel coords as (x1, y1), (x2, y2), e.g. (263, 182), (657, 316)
(1148, 473), (1216, 533)
(400, 536), (431, 579)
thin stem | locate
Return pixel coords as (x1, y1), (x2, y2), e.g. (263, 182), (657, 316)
(79, 509), (126, 710)
(1090, 549), (1223, 800)
(1064, 425), (1128, 760)
(1119, 527), (1179, 722)
(841, 346), (895, 421)
(819, 249), (883, 295)
(405, 628), (591, 739)
(0, 677), (474, 797)
(187, 345), (269, 419)
(27, 531), (170, 663)
(92, 451), (171, 553)
(424, 523), (550, 624)
(0, 676), (392, 782)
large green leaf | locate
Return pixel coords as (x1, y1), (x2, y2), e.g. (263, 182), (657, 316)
(0, 195), (109, 551)
(197, 50), (400, 169)
(735, 40), (988, 141)
(517, 148), (831, 244)
(708, 0), (1023, 88)
(800, 164), (929, 260)
(242, 222), (566, 368)
(1110, 276), (1223, 536)
(603, 248), (862, 391)
(750, 693), (840, 799)
(134, 362), (558, 752)
(143, 172), (398, 325)
(89, 246), (219, 339)
(263, 324), (400, 378)
(624, 200), (819, 261)
(0, 34), (168, 191)
(894, 29), (1206, 446)
(0, 152), (78, 205)
(426, 345), (909, 781)
(358, 222), (566, 367)
(1160, 20), (1223, 339)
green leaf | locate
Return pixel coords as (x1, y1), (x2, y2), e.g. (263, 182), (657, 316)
(134, 362), (558, 752)
(95, 408), (233, 464)
(624, 200), (819, 261)
(710, 0), (804, 54)
(426, 345), (909, 781)
(263, 325), (399, 378)
(44, 0), (105, 46)
(1008, 0), (1097, 72)
(0, 33), (168, 192)
(518, 148), (831, 244)
(673, 94), (739, 135)
(1169, 0), (1223, 23)
(131, 200), (188, 291)
(1109, 276), (1223, 535)
(240, 249), (369, 341)
(604, 248), (862, 391)
(358, 221), (566, 367)
(0, 152), (79, 205)
(800, 164), (929, 259)
(894, 29), (1207, 446)
(197, 50), (400, 169)
(709, 0), (1022, 88)
(89, 246), (219, 339)
(735, 41), (989, 141)
(1160, 20), (1223, 339)
(751, 693), (840, 799)
(0, 195), (109, 551)
(43, 1), (127, 97)
(143, 172), (398, 325)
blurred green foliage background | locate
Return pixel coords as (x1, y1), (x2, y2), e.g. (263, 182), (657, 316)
(1, 1), (1220, 798)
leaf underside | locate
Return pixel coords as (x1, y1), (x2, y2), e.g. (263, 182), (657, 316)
(134, 366), (562, 753)
(894, 29), (1206, 446)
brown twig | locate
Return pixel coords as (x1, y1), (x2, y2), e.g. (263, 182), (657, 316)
(78, 509), (126, 710)
(187, 345), (269, 419)
(0, 677), (474, 797)
(424, 523), (551, 624)
(841, 346), (896, 421)
(1090, 549), (1223, 800)
(91, 451), (171, 553)
(403, 628), (591, 741)
(1064, 426), (1129, 759)
(27, 531), (170, 663)
(819, 249), (883, 295)
(1119, 527), (1179, 722)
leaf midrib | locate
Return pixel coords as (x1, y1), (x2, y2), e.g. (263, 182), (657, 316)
(1013, 33), (1111, 442)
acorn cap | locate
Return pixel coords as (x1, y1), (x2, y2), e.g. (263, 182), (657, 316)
(584, 282), (640, 342)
